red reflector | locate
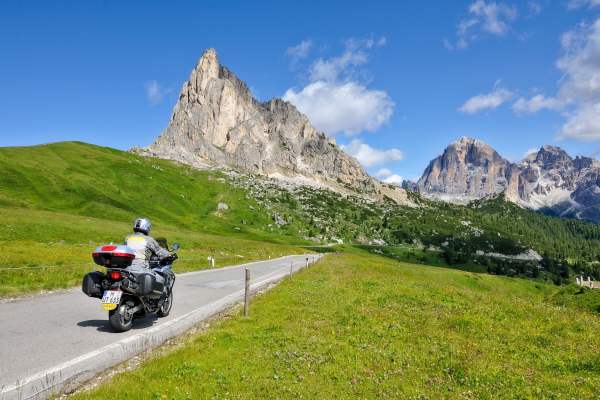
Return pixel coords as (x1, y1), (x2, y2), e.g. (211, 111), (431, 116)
(101, 246), (117, 251)
(92, 252), (99, 257)
(113, 252), (135, 258)
(109, 271), (122, 279)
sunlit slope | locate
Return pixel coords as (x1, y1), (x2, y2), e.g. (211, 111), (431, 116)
(70, 252), (600, 399)
(0, 207), (308, 298)
(0, 141), (306, 245)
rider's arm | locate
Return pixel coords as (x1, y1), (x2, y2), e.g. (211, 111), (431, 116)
(147, 237), (172, 259)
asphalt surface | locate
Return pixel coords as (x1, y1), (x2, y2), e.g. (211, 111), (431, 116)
(0, 254), (317, 400)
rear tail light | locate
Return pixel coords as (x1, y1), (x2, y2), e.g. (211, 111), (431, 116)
(109, 271), (124, 280)
(113, 253), (135, 258)
(101, 246), (118, 251)
(92, 252), (99, 257)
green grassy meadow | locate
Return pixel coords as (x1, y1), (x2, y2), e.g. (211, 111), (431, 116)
(68, 250), (600, 399)
(2, 141), (600, 297)
(0, 142), (313, 297)
(0, 142), (310, 244)
(0, 206), (307, 298)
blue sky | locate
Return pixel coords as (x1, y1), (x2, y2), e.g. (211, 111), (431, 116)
(1, 0), (600, 182)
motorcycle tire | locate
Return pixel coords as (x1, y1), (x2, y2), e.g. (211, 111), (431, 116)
(157, 291), (173, 318)
(109, 300), (135, 332)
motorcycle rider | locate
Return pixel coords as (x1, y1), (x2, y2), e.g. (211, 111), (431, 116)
(125, 218), (172, 271)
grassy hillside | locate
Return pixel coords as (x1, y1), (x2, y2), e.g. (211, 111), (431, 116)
(1, 141), (600, 297)
(70, 250), (600, 399)
(0, 141), (310, 245)
(0, 207), (307, 298)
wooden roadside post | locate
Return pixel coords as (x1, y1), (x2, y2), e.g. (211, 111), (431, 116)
(290, 261), (293, 282)
(244, 268), (250, 316)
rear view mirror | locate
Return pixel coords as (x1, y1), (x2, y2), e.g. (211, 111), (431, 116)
(172, 243), (179, 250)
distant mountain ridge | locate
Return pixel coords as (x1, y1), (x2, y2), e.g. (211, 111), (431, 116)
(403, 137), (600, 222)
(132, 48), (407, 203)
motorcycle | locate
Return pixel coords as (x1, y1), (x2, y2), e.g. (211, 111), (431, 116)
(82, 242), (179, 332)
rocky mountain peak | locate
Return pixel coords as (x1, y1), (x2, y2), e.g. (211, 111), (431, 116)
(521, 145), (572, 170)
(416, 137), (525, 203)
(131, 48), (407, 202)
(447, 136), (503, 165)
(411, 137), (600, 222)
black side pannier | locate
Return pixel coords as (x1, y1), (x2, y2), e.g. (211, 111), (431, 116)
(82, 271), (106, 298)
(135, 272), (164, 299)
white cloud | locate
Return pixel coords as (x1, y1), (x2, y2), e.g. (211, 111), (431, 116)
(340, 139), (405, 168)
(452, 0), (518, 49)
(558, 103), (600, 141)
(285, 39), (313, 67)
(566, 0), (600, 10)
(383, 174), (403, 185)
(373, 168), (392, 179)
(249, 86), (260, 101)
(377, 37), (387, 46)
(519, 147), (540, 162)
(513, 19), (600, 141)
(283, 81), (394, 136)
(458, 80), (514, 114)
(373, 168), (403, 184)
(556, 20), (600, 103)
(527, 1), (543, 16)
(144, 80), (171, 105)
(443, 38), (454, 50)
(308, 40), (369, 82)
(469, 0), (517, 35)
(511, 94), (564, 115)
(283, 38), (395, 136)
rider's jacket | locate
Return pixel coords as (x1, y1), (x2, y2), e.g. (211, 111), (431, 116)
(124, 232), (171, 270)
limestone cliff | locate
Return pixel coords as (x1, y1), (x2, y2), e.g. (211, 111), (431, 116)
(133, 48), (406, 202)
(405, 137), (600, 222)
(414, 137), (529, 203)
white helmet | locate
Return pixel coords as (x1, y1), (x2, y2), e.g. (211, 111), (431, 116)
(133, 218), (151, 235)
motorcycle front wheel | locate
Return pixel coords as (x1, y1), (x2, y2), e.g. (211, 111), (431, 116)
(157, 291), (173, 318)
(109, 299), (135, 332)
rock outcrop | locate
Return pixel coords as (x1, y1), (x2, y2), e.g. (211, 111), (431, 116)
(412, 137), (529, 203)
(406, 137), (600, 222)
(133, 48), (407, 202)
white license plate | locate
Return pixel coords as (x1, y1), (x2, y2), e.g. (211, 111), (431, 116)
(102, 290), (122, 310)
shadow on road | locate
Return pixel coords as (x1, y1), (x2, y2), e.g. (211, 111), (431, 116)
(77, 315), (160, 333)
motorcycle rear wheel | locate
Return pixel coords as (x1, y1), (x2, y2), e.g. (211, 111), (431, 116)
(109, 300), (134, 332)
(157, 291), (173, 318)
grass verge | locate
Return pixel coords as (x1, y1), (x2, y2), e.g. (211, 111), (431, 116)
(0, 207), (308, 299)
(69, 251), (600, 399)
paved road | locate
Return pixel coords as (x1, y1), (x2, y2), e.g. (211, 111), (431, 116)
(0, 254), (318, 400)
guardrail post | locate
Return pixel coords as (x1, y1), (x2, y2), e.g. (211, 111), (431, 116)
(244, 268), (250, 316)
